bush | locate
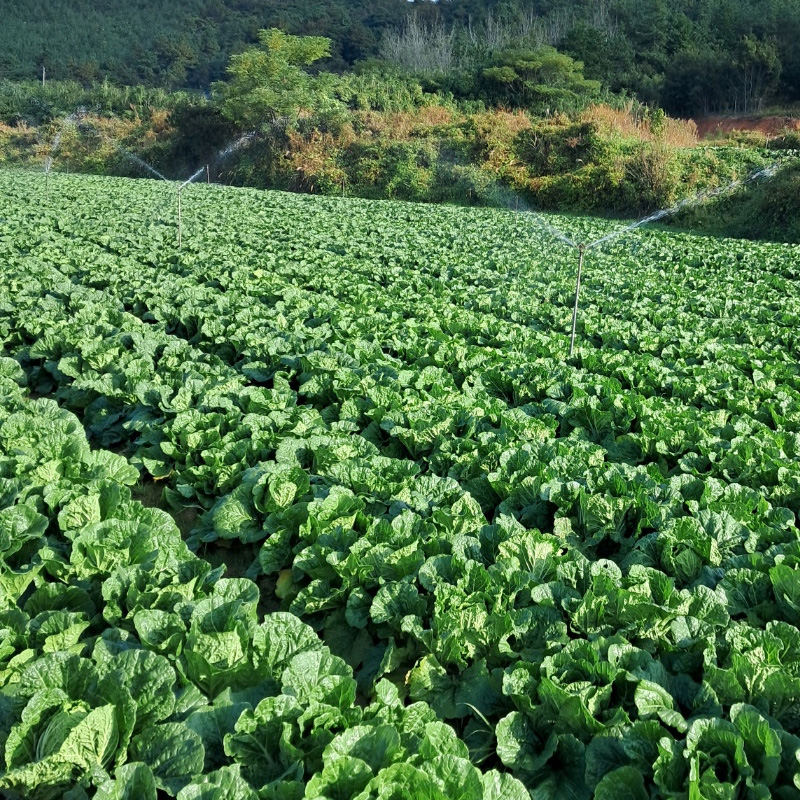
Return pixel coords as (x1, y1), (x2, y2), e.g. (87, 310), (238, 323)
(624, 140), (680, 210)
(333, 69), (445, 113)
(674, 161), (800, 243)
(432, 163), (494, 205)
(162, 105), (237, 176)
(0, 79), (200, 127)
(768, 128), (800, 150)
(516, 118), (613, 177)
(526, 162), (628, 212)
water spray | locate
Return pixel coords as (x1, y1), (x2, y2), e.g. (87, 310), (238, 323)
(44, 131), (62, 203)
(176, 167), (203, 248)
(556, 157), (794, 354)
(43, 109), (87, 203)
(107, 132), (254, 249)
(114, 146), (171, 182)
(585, 161), (787, 251)
(174, 132), (255, 248)
(33, 112), (795, 350)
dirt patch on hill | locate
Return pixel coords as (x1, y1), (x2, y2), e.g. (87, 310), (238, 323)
(695, 115), (800, 139)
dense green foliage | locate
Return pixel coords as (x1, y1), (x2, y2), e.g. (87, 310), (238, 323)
(0, 373), (523, 800)
(4, 84), (793, 231)
(675, 161), (800, 243)
(0, 80), (202, 127)
(1, 15), (797, 238)
(213, 29), (336, 129)
(0, 171), (532, 800)
(479, 48), (600, 113)
(1, 0), (799, 114)
(0, 0), (409, 86)
(2, 168), (800, 796)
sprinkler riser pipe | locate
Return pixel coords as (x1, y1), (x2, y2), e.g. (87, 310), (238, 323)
(569, 245), (585, 357)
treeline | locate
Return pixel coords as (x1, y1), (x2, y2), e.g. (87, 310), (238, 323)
(1, 0), (799, 116)
(384, 1), (800, 117)
(0, 0), (409, 87)
(1, 26), (798, 243)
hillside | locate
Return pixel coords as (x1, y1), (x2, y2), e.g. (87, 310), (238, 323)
(1, 0), (799, 115)
(0, 0), (409, 86)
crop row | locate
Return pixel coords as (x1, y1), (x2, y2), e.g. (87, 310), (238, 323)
(0, 361), (528, 799)
(2, 170), (800, 797)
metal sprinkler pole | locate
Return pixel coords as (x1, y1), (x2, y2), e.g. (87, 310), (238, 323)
(569, 244), (586, 357)
(177, 188), (182, 249)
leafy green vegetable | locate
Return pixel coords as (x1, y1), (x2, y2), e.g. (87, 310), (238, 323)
(2, 167), (800, 798)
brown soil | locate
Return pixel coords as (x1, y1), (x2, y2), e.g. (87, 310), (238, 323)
(694, 115), (800, 139)
(132, 480), (200, 538)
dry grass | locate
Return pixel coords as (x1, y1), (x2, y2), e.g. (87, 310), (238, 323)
(470, 109), (533, 141)
(582, 104), (698, 147)
(0, 121), (39, 164)
(148, 108), (172, 133)
(354, 105), (456, 139)
(0, 120), (35, 136)
(286, 128), (348, 192)
(468, 110), (532, 172)
(414, 105), (455, 127)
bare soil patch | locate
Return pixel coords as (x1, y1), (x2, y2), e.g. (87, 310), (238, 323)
(694, 115), (800, 139)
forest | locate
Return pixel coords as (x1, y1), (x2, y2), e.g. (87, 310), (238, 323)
(1, 0), (799, 116)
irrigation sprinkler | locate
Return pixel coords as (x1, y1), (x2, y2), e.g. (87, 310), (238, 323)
(41, 110), (91, 205)
(31, 116), (797, 352)
(43, 132), (62, 204)
(584, 161), (788, 252)
(172, 133), (256, 249)
(569, 244), (586, 357)
(176, 167), (205, 249)
(177, 187), (183, 249)
(558, 158), (795, 355)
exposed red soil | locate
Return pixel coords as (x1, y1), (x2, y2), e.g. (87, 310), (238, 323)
(694, 115), (800, 139)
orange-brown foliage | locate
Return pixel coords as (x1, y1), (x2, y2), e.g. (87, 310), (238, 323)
(286, 128), (347, 192)
(582, 104), (698, 147)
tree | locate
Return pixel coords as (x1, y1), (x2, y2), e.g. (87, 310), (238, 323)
(731, 36), (781, 114)
(213, 29), (336, 130)
(560, 23), (637, 94)
(481, 47), (600, 112)
(380, 16), (455, 74)
(662, 50), (728, 115)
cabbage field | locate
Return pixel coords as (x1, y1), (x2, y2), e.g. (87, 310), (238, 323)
(1, 168), (800, 799)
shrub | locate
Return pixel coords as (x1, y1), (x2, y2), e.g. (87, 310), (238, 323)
(515, 117), (613, 177)
(432, 163), (494, 205)
(624, 140), (680, 210)
(768, 128), (800, 150)
(674, 161), (800, 243)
